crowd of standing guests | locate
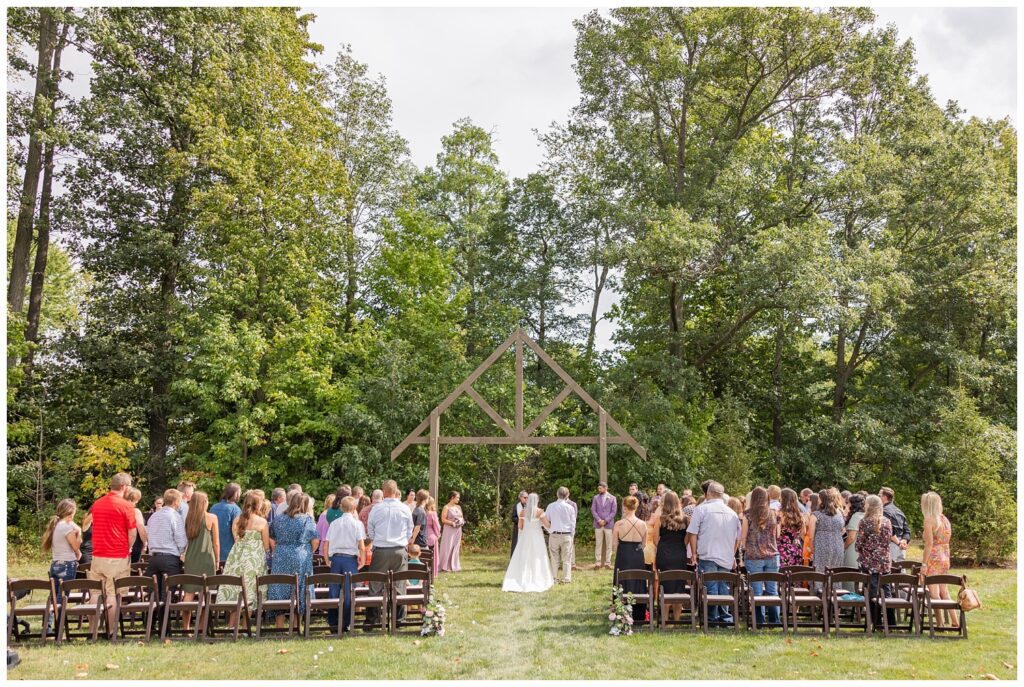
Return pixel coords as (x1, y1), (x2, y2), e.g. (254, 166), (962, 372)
(41, 474), (460, 637)
(591, 479), (956, 631)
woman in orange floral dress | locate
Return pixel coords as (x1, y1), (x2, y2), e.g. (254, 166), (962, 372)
(921, 491), (958, 628)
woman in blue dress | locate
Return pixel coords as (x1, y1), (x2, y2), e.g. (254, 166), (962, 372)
(268, 492), (319, 630)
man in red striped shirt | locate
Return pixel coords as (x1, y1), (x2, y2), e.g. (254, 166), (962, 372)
(88, 472), (137, 636)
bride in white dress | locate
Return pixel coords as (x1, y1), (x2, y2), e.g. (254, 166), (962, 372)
(502, 493), (554, 593)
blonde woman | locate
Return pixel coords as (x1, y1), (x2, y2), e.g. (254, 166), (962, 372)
(126, 487), (148, 563)
(855, 495), (893, 629)
(921, 491), (958, 628)
(42, 499), (81, 633)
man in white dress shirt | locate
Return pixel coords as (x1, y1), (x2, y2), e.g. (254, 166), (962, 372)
(545, 487), (576, 584)
(364, 480), (413, 628)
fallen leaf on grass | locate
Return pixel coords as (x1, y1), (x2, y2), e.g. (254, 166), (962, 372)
(163, 639), (172, 645)
(75, 673), (88, 679)
(965, 675), (974, 679)
(75, 663), (88, 671)
(982, 675), (999, 681)
(810, 652), (819, 657)
(105, 664), (119, 671)
(413, 640), (421, 646)
(785, 638), (792, 645)
(277, 649), (290, 654)
(867, 671), (877, 676)
(1003, 663), (1013, 670)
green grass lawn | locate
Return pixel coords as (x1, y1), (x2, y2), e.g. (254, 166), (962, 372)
(6, 548), (1017, 680)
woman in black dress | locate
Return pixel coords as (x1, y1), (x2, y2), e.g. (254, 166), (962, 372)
(652, 491), (690, 620)
(613, 495), (648, 626)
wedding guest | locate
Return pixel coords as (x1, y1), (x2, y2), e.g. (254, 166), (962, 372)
(777, 488), (805, 568)
(681, 494), (697, 518)
(176, 480), (195, 521)
(650, 483), (667, 512)
(612, 495), (647, 626)
(628, 483), (650, 520)
(352, 486), (365, 501)
(210, 482), (242, 565)
(803, 492), (820, 565)
(269, 492), (318, 629)
(808, 488), (845, 581)
(799, 488), (813, 514)
(144, 489), (187, 602)
(182, 491), (219, 632)
(425, 497), (442, 577)
(404, 490), (417, 513)
(565, 489), (580, 570)
(510, 491), (528, 557)
(842, 493), (866, 587)
(360, 490), (383, 532)
(277, 483), (302, 518)
(218, 491), (270, 626)
(267, 488), (286, 525)
(545, 487), (576, 584)
(42, 499), (81, 633)
(126, 487), (148, 564)
(880, 487), (911, 564)
(439, 491), (465, 572)
(315, 494), (337, 559)
(79, 507), (94, 566)
(741, 487), (780, 626)
(365, 480), (413, 628)
(143, 497), (163, 525)
(840, 490), (852, 517)
(682, 488), (693, 499)
(686, 481), (739, 626)
(767, 485), (782, 511)
(592, 482), (616, 569)
(856, 495), (893, 629)
(921, 491), (958, 628)
(88, 472), (137, 636)
(652, 491), (689, 620)
(324, 496), (365, 631)
(727, 496), (745, 565)
(411, 489), (429, 550)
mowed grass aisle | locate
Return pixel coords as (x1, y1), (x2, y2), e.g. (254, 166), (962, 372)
(7, 552), (1018, 680)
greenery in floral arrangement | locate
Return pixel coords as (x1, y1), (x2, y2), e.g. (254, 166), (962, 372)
(421, 591), (450, 637)
(608, 585), (635, 636)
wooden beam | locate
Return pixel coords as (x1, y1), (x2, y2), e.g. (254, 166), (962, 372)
(391, 329), (519, 459)
(519, 330), (647, 459)
(523, 384), (572, 436)
(599, 407), (607, 484)
(465, 385), (515, 437)
(515, 332), (524, 432)
(429, 409), (439, 502)
(404, 435), (639, 446)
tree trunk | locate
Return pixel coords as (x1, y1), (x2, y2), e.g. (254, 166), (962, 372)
(9, 9), (56, 317)
(344, 213), (357, 330)
(668, 279), (682, 359)
(585, 264), (608, 362)
(771, 313), (785, 450)
(24, 21), (68, 370)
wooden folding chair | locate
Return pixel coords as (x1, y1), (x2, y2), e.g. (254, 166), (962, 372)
(788, 572), (829, 634)
(304, 573), (345, 638)
(747, 572), (788, 631)
(922, 574), (967, 639)
(780, 565), (814, 574)
(8, 579), (56, 644)
(615, 569), (655, 631)
(829, 571), (872, 635)
(113, 575), (159, 641)
(160, 574), (205, 641)
(349, 571), (388, 634)
(202, 575), (251, 641)
(699, 571), (743, 632)
(57, 579), (107, 644)
(878, 573), (919, 637)
(657, 569), (698, 630)
(391, 569), (430, 634)
(255, 574), (298, 638)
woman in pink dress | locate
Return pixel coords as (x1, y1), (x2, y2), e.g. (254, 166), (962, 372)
(438, 491), (465, 573)
(425, 496), (442, 577)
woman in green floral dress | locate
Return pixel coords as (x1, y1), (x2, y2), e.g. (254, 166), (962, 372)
(219, 491), (271, 625)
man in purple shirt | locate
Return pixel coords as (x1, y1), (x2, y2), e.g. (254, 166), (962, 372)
(591, 481), (616, 569)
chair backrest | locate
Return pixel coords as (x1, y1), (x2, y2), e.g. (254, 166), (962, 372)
(312, 565), (330, 575)
(615, 569), (654, 586)
(747, 572), (788, 586)
(922, 573), (964, 588)
(256, 574), (298, 593)
(350, 571), (389, 587)
(789, 571), (828, 589)
(163, 574), (206, 597)
(879, 573), (918, 595)
(408, 562), (428, 573)
(700, 571), (742, 587)
(780, 564), (813, 574)
(657, 569), (696, 587)
(419, 549), (433, 559)
(60, 579), (105, 599)
(826, 566), (860, 575)
(828, 571), (869, 589)
(391, 569), (429, 586)
(76, 563), (91, 574)
(895, 560), (922, 574)
(305, 573), (345, 590)
(9, 578), (55, 597)
(204, 574), (244, 591)
(113, 575), (157, 600)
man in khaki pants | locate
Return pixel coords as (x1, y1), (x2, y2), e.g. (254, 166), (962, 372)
(544, 487), (576, 583)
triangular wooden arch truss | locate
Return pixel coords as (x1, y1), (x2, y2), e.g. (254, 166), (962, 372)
(391, 328), (647, 499)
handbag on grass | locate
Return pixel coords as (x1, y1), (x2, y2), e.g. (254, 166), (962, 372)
(957, 575), (982, 612)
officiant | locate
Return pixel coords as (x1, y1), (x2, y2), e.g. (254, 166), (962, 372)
(510, 491), (529, 557)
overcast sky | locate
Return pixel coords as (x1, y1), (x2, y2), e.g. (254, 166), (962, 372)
(301, 6), (1016, 351)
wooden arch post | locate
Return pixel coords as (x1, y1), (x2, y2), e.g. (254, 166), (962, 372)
(391, 329), (647, 502)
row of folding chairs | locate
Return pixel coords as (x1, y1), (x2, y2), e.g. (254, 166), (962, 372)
(615, 565), (968, 638)
(8, 568), (431, 645)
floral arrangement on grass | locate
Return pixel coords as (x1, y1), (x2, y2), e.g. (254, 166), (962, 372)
(421, 591), (450, 637)
(608, 585), (635, 636)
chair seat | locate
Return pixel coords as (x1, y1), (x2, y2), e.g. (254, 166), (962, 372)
(927, 599), (960, 609)
(308, 598), (341, 609)
(881, 598), (915, 607)
(706, 595), (736, 602)
(661, 593), (692, 602)
(354, 596), (384, 605)
(14, 604), (52, 614)
(753, 595), (783, 602)
(260, 600), (294, 610)
(395, 594), (425, 603)
(65, 603), (104, 612)
(118, 602), (154, 611)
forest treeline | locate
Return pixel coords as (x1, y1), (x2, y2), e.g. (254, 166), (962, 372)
(6, 8), (1016, 561)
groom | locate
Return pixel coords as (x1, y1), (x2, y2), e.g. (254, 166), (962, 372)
(545, 487), (576, 584)
(510, 491), (528, 557)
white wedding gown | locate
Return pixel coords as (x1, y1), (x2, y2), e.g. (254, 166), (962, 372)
(502, 499), (553, 593)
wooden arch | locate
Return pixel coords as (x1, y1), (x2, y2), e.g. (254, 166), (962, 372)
(391, 328), (647, 499)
